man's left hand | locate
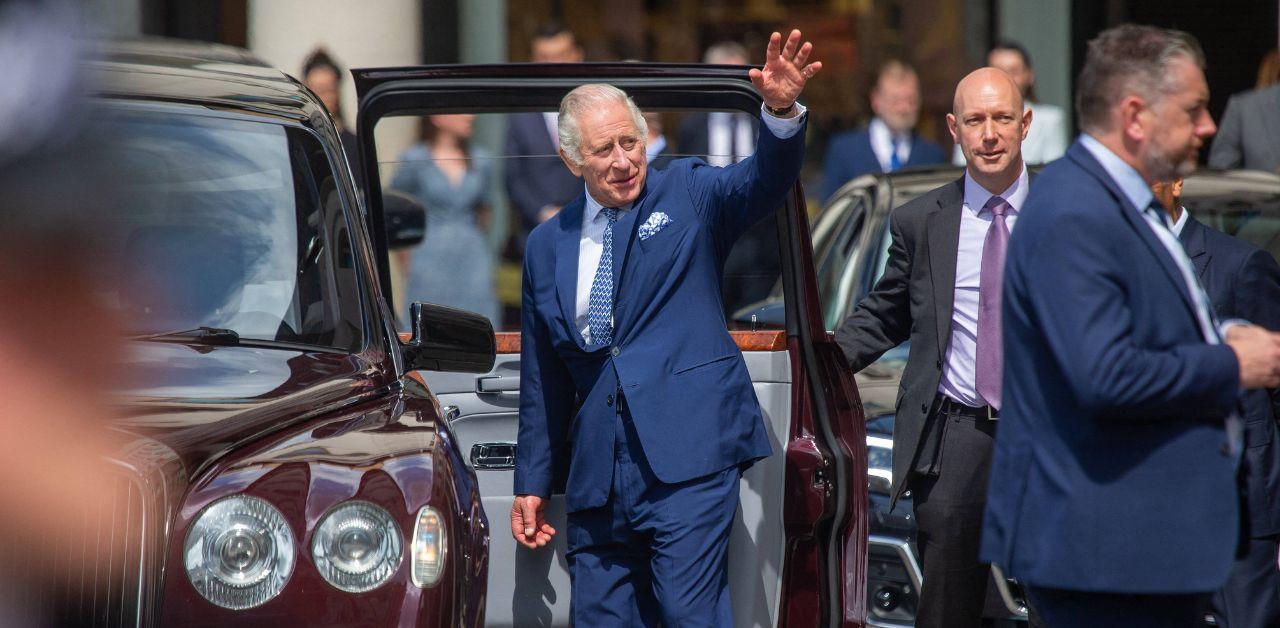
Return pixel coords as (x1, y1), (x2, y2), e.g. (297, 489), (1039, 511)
(749, 29), (822, 117)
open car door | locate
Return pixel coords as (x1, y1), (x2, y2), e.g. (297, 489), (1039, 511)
(352, 63), (868, 627)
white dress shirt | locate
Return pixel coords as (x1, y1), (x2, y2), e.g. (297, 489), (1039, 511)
(542, 111), (559, 149)
(575, 103), (807, 343)
(869, 117), (912, 172)
(1170, 205), (1189, 236)
(707, 111), (755, 167)
(938, 166), (1029, 407)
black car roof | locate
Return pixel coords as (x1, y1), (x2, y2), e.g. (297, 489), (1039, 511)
(87, 38), (317, 121)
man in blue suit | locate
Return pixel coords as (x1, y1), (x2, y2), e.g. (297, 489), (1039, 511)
(981, 25), (1280, 626)
(510, 30), (821, 626)
(1154, 178), (1280, 627)
(820, 59), (946, 201)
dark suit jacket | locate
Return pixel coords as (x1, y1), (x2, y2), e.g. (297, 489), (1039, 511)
(1181, 215), (1280, 537)
(504, 112), (582, 236)
(515, 117), (806, 512)
(676, 112), (759, 162)
(834, 176), (965, 506)
(1209, 84), (1280, 173)
(980, 140), (1241, 593)
(820, 126), (946, 202)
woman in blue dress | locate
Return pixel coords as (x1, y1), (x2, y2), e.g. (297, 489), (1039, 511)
(391, 114), (499, 324)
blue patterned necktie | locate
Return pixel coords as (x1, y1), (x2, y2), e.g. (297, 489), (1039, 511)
(587, 207), (619, 346)
(888, 137), (903, 171)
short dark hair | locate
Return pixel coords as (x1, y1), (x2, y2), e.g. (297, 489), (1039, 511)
(990, 40), (1032, 69)
(1075, 24), (1205, 133)
(301, 47), (343, 82)
(533, 21), (574, 42)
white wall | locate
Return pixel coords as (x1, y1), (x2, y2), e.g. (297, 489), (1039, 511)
(247, 0), (422, 169)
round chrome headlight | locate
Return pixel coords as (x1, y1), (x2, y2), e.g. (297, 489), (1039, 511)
(311, 501), (403, 592)
(183, 495), (295, 609)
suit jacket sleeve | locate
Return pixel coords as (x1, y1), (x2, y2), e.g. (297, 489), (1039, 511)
(833, 208), (913, 370)
(513, 258), (576, 498)
(1209, 95), (1245, 169)
(1013, 205), (1240, 419)
(821, 136), (850, 202)
(685, 114), (807, 257)
(504, 119), (552, 227)
(1234, 247), (1280, 422)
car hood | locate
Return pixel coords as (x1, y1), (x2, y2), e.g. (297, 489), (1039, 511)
(109, 340), (388, 476)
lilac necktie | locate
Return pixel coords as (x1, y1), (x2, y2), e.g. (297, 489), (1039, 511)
(975, 196), (1011, 410)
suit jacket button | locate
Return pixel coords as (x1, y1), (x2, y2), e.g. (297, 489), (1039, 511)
(921, 402), (929, 413)
(607, 394), (614, 406)
(936, 358), (943, 369)
(610, 347), (620, 357)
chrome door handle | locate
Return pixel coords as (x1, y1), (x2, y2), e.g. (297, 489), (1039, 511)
(470, 442), (516, 469)
(476, 375), (520, 394)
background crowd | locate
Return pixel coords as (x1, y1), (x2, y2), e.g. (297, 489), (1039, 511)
(290, 23), (1280, 335)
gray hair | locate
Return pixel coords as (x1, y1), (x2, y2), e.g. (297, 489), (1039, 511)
(557, 84), (648, 166)
(1075, 24), (1206, 134)
(703, 41), (749, 65)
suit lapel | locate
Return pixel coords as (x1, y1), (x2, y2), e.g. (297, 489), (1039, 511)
(1178, 216), (1210, 281)
(926, 178), (965, 361)
(1066, 143), (1201, 321)
(555, 196), (587, 348)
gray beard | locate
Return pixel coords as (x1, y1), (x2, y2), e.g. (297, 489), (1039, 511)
(1143, 142), (1197, 181)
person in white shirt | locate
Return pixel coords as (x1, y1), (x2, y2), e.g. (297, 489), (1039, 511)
(953, 41), (1069, 167)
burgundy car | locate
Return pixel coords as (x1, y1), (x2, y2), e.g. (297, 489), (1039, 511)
(60, 40), (493, 626)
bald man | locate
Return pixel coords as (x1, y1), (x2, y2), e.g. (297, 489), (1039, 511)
(834, 68), (1031, 626)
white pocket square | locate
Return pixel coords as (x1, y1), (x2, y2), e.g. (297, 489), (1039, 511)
(638, 212), (672, 241)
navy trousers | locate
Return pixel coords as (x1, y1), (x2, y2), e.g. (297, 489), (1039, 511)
(565, 397), (740, 627)
(1025, 586), (1209, 628)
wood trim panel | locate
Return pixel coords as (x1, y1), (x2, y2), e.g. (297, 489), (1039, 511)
(398, 330), (787, 355)
(485, 330), (785, 354)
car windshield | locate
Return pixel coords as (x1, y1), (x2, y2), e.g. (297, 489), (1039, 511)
(94, 105), (363, 351)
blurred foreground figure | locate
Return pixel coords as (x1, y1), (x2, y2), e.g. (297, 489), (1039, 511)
(982, 24), (1280, 627)
(0, 1), (126, 625)
(1154, 178), (1280, 628)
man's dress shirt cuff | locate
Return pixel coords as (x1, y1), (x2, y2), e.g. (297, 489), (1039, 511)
(760, 102), (807, 139)
(1219, 318), (1250, 339)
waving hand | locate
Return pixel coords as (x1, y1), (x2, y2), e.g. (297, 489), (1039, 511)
(749, 29), (822, 115)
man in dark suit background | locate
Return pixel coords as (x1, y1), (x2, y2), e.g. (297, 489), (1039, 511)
(1155, 177), (1280, 628)
(510, 31), (821, 626)
(1208, 83), (1280, 174)
(833, 66), (1031, 627)
(677, 41), (759, 166)
(820, 59), (946, 201)
(505, 23), (586, 238)
(981, 25), (1280, 627)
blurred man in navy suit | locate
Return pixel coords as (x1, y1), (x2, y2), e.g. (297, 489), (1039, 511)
(510, 31), (821, 626)
(1155, 178), (1280, 628)
(820, 59), (946, 201)
(505, 23), (585, 236)
(982, 25), (1280, 627)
